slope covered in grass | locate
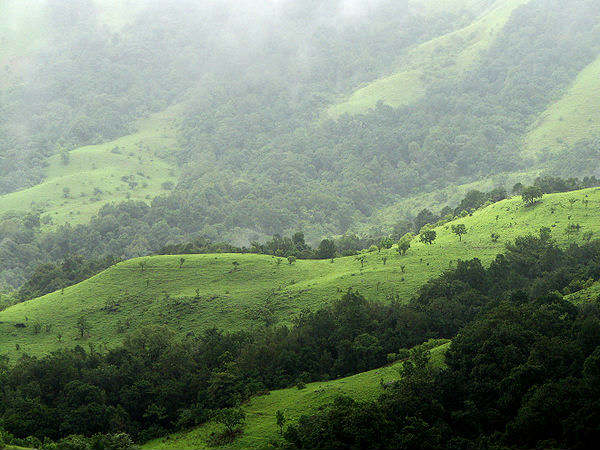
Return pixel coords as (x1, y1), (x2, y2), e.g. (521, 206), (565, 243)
(328, 0), (530, 116)
(2, 188), (600, 361)
(0, 105), (181, 228)
(524, 54), (600, 158)
(144, 342), (450, 450)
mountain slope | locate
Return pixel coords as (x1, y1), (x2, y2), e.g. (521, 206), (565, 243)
(524, 54), (600, 158)
(143, 342), (450, 450)
(0, 105), (181, 228)
(2, 188), (600, 361)
(328, 0), (530, 116)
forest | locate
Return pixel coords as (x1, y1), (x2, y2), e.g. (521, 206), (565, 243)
(3, 1), (600, 449)
(2, 0), (600, 289)
(2, 228), (600, 448)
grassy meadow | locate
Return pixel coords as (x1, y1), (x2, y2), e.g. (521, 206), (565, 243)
(524, 54), (600, 158)
(2, 188), (600, 362)
(0, 105), (182, 229)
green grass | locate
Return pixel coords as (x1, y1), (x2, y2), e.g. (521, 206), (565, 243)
(2, 188), (600, 362)
(143, 342), (450, 450)
(0, 104), (182, 229)
(524, 54), (600, 158)
(361, 169), (541, 231)
(327, 0), (530, 117)
(328, 70), (425, 116)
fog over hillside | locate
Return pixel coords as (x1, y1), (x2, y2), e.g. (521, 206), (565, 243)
(0, 0), (599, 287)
(3, 2), (600, 450)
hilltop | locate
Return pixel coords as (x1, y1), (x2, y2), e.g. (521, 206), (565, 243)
(2, 188), (600, 361)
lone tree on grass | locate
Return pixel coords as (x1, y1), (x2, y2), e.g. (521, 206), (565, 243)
(419, 229), (437, 245)
(451, 224), (467, 241)
(521, 186), (543, 206)
(276, 410), (286, 435)
(76, 316), (90, 339)
(215, 408), (246, 434)
(178, 257), (186, 268)
(397, 236), (411, 255)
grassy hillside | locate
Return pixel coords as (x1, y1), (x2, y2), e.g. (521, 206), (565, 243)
(144, 342), (450, 450)
(361, 169), (540, 231)
(0, 105), (181, 228)
(524, 54), (600, 158)
(328, 0), (530, 116)
(2, 188), (600, 361)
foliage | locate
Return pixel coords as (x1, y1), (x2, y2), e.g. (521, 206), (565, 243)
(419, 229), (436, 245)
(451, 224), (467, 241)
(522, 185), (544, 205)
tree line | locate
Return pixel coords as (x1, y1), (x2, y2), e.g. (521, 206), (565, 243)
(2, 228), (600, 447)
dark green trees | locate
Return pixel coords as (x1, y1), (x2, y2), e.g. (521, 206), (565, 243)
(521, 186), (543, 205)
(316, 239), (336, 259)
(419, 229), (437, 245)
(451, 224), (467, 241)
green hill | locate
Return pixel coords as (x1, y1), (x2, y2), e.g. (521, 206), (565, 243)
(0, 105), (181, 228)
(524, 54), (600, 158)
(328, 0), (530, 117)
(2, 188), (600, 361)
(143, 342), (450, 450)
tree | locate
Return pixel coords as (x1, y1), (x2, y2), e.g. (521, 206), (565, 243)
(178, 257), (186, 268)
(414, 209), (438, 231)
(292, 232), (308, 253)
(316, 239), (336, 259)
(451, 224), (467, 241)
(521, 186), (543, 205)
(60, 147), (70, 165)
(392, 220), (412, 240)
(215, 408), (246, 434)
(276, 410), (286, 435)
(419, 229), (437, 245)
(397, 235), (411, 255)
(76, 316), (90, 339)
(378, 236), (394, 250)
(287, 256), (296, 265)
(512, 182), (524, 194)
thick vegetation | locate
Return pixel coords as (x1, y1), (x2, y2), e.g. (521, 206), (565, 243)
(3, 1), (600, 291)
(285, 293), (600, 450)
(2, 228), (600, 448)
